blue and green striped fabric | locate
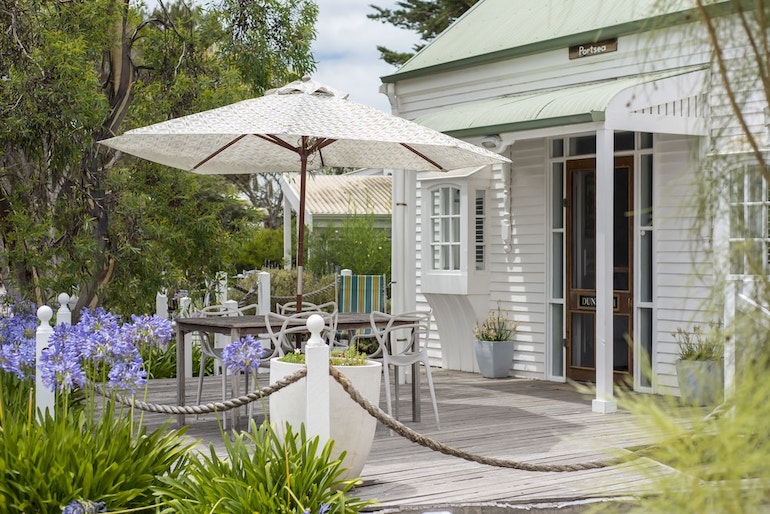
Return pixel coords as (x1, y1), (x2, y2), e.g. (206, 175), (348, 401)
(338, 274), (386, 314)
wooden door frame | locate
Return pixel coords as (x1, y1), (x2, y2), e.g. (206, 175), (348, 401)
(565, 156), (634, 383)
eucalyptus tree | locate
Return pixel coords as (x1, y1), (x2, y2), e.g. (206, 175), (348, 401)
(0, 0), (317, 314)
(368, 0), (478, 66)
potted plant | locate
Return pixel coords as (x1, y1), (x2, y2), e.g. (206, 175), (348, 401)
(673, 325), (725, 406)
(269, 345), (382, 480)
(473, 304), (519, 379)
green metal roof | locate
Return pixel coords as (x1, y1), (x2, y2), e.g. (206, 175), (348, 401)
(383, 0), (728, 82)
(415, 68), (704, 138)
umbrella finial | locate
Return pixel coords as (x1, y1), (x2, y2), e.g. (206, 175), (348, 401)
(268, 76), (349, 100)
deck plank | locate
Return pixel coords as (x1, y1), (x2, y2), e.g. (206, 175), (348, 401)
(136, 368), (684, 511)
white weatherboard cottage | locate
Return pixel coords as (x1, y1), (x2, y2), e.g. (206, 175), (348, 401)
(381, 0), (767, 411)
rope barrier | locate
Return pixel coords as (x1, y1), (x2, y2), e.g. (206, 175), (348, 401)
(328, 367), (632, 473)
(101, 366), (634, 473)
(96, 368), (306, 416)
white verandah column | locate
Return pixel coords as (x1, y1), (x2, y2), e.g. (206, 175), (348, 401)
(593, 126), (617, 414)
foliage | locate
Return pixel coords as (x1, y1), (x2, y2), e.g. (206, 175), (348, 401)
(672, 325), (725, 361)
(0, 401), (192, 513)
(280, 346), (370, 366)
(247, 268), (336, 312)
(0, 0), (317, 313)
(368, 0), (479, 65)
(473, 304), (518, 341)
(154, 420), (374, 513)
(600, 349), (770, 513)
(229, 226), (286, 272)
(104, 165), (260, 316)
(306, 213), (391, 278)
(0, 299), (191, 512)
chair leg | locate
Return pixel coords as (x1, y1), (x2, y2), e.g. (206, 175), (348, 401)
(220, 362), (227, 430)
(196, 355), (207, 420)
(382, 361), (394, 419)
(422, 361), (441, 430)
(393, 366), (400, 420)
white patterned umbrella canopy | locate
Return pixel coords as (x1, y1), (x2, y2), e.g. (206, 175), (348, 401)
(100, 76), (509, 308)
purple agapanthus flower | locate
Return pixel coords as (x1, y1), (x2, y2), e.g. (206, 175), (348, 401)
(222, 334), (263, 375)
(125, 314), (174, 348)
(62, 499), (106, 514)
(0, 298), (38, 379)
(38, 308), (148, 394)
(39, 324), (87, 391)
(303, 504), (331, 514)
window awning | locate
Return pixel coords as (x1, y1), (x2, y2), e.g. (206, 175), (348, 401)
(415, 67), (708, 138)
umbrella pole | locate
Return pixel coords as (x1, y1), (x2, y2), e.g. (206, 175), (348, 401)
(295, 149), (308, 313)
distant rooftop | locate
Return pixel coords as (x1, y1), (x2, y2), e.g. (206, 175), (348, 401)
(281, 173), (391, 216)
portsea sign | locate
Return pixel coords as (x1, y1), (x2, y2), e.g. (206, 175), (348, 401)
(569, 38), (618, 59)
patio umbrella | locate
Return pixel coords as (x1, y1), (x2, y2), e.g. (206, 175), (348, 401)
(99, 76), (510, 310)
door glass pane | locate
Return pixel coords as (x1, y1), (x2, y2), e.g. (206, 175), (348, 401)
(569, 135), (596, 156)
(614, 131), (634, 151)
(613, 315), (630, 372)
(551, 304), (564, 377)
(571, 312), (595, 368)
(552, 162), (564, 229)
(552, 139), (564, 158)
(639, 308), (653, 387)
(614, 167), (629, 291)
(552, 233), (563, 298)
(640, 154), (653, 227)
(640, 231), (652, 302)
(571, 170), (595, 289)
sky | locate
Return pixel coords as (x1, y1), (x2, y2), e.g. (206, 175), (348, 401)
(310, 1), (420, 112)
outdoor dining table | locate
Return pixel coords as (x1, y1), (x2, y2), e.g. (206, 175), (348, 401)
(174, 312), (423, 427)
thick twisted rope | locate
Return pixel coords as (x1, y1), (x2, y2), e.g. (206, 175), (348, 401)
(98, 365), (633, 473)
(328, 367), (634, 473)
(95, 368), (306, 415)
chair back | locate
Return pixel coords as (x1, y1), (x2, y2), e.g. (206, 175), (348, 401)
(264, 310), (337, 354)
(277, 301), (337, 315)
(337, 274), (387, 314)
(370, 310), (431, 357)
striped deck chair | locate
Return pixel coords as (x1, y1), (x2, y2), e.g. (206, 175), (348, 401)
(337, 274), (387, 354)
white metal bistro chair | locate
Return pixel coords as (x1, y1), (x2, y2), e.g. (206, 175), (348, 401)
(370, 310), (440, 430)
(193, 303), (261, 427)
(264, 309), (338, 356)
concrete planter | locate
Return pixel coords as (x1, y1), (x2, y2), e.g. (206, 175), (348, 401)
(675, 359), (724, 406)
(473, 339), (515, 379)
(269, 357), (382, 479)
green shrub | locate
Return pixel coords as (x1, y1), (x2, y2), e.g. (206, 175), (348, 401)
(155, 420), (374, 513)
(306, 213), (391, 278)
(140, 340), (210, 379)
(0, 399), (192, 513)
(597, 349), (770, 513)
(230, 226), (285, 271)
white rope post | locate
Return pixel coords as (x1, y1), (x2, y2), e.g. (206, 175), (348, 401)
(257, 271), (271, 315)
(156, 291), (169, 319)
(305, 314), (330, 443)
(36, 305), (55, 420)
(56, 293), (71, 326)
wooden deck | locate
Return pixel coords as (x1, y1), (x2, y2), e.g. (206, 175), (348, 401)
(137, 369), (687, 513)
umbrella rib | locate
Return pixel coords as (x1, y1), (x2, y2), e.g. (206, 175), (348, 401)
(193, 134), (248, 170)
(256, 134), (300, 152)
(400, 143), (446, 171)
